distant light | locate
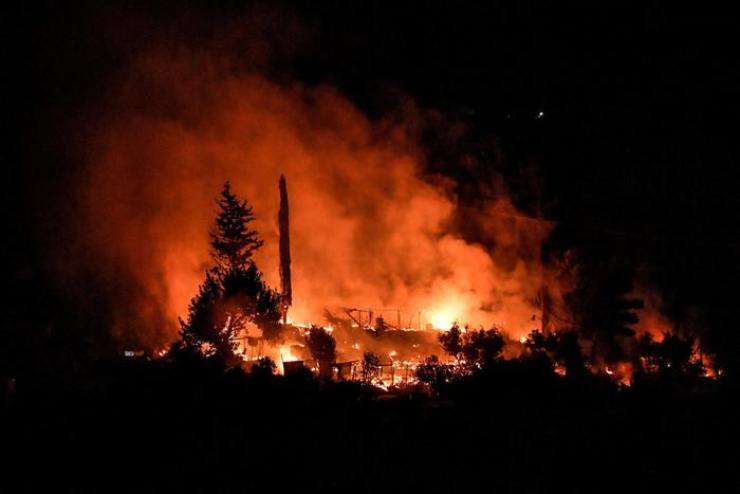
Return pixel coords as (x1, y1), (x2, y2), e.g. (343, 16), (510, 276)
(535, 111), (545, 119)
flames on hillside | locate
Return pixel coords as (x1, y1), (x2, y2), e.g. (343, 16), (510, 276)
(66, 46), (717, 387)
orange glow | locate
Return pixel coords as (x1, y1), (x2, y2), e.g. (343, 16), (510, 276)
(69, 47), (556, 351)
(279, 345), (298, 362)
(428, 308), (457, 331)
(66, 38), (706, 389)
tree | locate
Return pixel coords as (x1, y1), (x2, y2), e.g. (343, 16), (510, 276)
(179, 182), (281, 364)
(415, 355), (453, 393)
(306, 326), (336, 377)
(565, 260), (643, 364)
(439, 324), (464, 363)
(210, 181), (263, 274)
(521, 329), (586, 377)
(553, 330), (586, 377)
(440, 325), (505, 372)
(220, 263), (283, 341)
(523, 330), (557, 355)
(179, 272), (236, 362)
(251, 356), (276, 378)
(638, 332), (700, 377)
(462, 328), (505, 368)
(362, 351), (380, 384)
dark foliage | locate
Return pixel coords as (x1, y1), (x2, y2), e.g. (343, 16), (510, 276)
(2, 344), (736, 493)
(251, 356), (276, 378)
(210, 181), (263, 273)
(438, 323), (464, 362)
(305, 326), (336, 377)
(415, 355), (453, 391)
(179, 183), (282, 363)
(461, 327), (505, 367)
(361, 351), (380, 384)
(565, 260), (644, 364)
(178, 272), (235, 361)
(553, 330), (588, 377)
(439, 324), (505, 372)
(637, 332), (702, 378)
(220, 264), (282, 341)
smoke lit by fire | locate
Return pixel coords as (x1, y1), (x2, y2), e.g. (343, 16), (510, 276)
(71, 47), (555, 353)
(52, 18), (713, 387)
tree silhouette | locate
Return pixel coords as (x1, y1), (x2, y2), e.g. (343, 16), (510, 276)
(524, 330), (557, 355)
(521, 329), (588, 378)
(553, 330), (586, 377)
(637, 332), (700, 377)
(220, 263), (282, 341)
(362, 351), (380, 384)
(566, 261), (643, 364)
(462, 328), (505, 368)
(179, 272), (235, 361)
(251, 356), (276, 378)
(440, 325), (504, 372)
(306, 326), (336, 377)
(439, 324), (464, 364)
(210, 181), (263, 274)
(179, 182), (281, 363)
(415, 355), (453, 393)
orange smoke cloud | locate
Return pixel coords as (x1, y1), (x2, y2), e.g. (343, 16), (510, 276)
(74, 48), (552, 349)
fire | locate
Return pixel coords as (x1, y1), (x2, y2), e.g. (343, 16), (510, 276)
(68, 38), (720, 390)
(429, 312), (455, 331)
(71, 41), (559, 356)
(279, 345), (298, 363)
(428, 304), (461, 331)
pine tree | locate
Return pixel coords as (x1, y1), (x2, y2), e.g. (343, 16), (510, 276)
(179, 271), (235, 361)
(306, 326), (336, 377)
(178, 182), (282, 364)
(210, 181), (263, 274)
(565, 259), (643, 365)
(221, 263), (283, 341)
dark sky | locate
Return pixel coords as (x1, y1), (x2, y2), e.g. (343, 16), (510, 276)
(6, 1), (740, 335)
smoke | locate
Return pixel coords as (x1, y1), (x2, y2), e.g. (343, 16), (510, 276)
(66, 29), (554, 350)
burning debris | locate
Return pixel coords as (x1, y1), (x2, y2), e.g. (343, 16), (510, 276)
(159, 178), (720, 389)
(42, 25), (718, 388)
